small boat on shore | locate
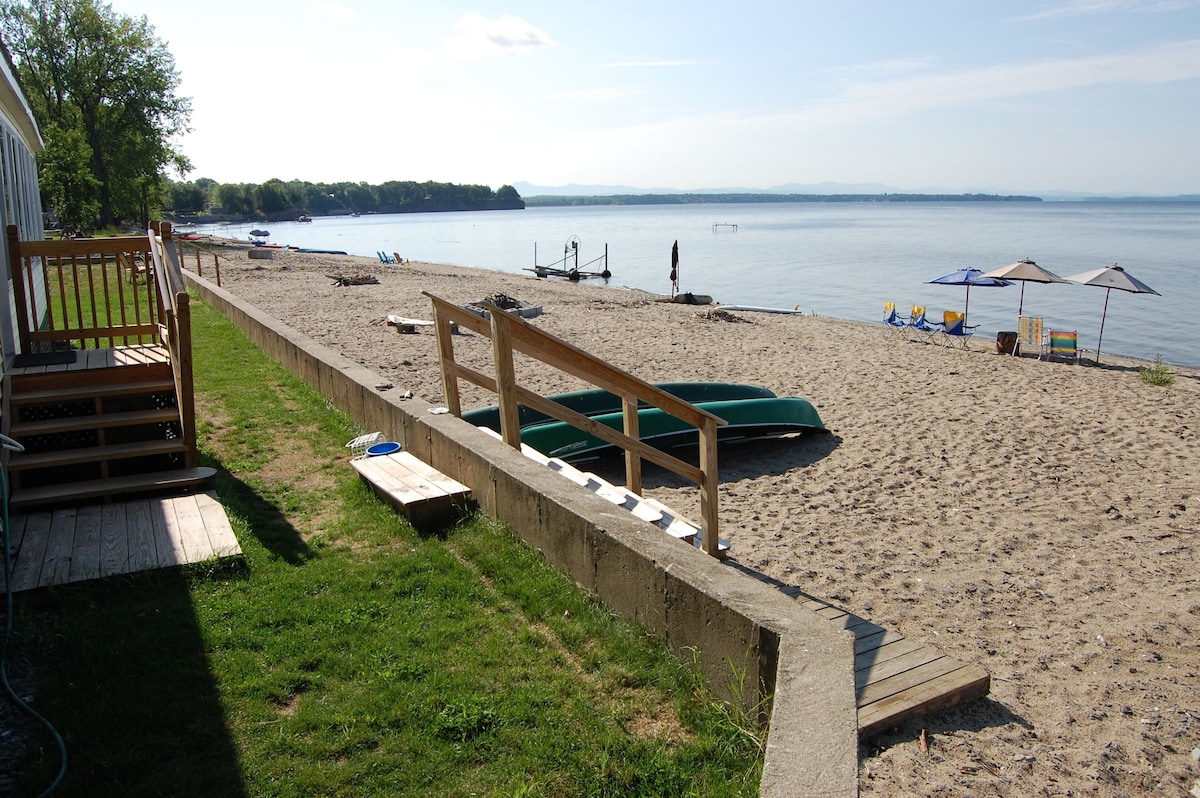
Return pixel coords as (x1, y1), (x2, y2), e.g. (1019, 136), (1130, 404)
(462, 382), (823, 461)
(462, 382), (776, 431)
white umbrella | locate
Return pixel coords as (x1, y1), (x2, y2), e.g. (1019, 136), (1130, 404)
(1062, 263), (1160, 363)
(981, 258), (1069, 320)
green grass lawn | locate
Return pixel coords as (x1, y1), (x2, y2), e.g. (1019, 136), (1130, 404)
(9, 297), (763, 797)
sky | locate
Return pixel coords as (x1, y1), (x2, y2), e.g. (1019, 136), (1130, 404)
(105, 0), (1200, 195)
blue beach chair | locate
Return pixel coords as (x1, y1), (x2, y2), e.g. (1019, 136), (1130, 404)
(939, 310), (978, 349)
(905, 305), (942, 342)
(883, 302), (907, 336)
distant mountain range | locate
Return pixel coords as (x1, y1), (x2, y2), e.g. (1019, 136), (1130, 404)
(511, 181), (1199, 203)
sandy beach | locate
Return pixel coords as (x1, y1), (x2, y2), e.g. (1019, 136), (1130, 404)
(207, 243), (1199, 796)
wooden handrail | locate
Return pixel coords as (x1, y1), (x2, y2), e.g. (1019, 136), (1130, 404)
(424, 291), (727, 556)
(5, 225), (167, 351)
(173, 239), (222, 286)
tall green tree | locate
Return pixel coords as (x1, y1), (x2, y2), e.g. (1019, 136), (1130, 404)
(1, 0), (192, 230)
(37, 122), (100, 230)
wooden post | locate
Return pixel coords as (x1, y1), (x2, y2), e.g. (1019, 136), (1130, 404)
(699, 418), (721, 556)
(432, 309), (461, 416)
(622, 395), (642, 495)
(7, 224), (33, 354)
(173, 292), (198, 468)
(490, 311), (522, 449)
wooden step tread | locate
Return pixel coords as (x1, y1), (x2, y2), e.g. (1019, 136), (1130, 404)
(8, 377), (176, 405)
(9, 407), (181, 436)
(8, 467), (217, 508)
(7, 438), (188, 470)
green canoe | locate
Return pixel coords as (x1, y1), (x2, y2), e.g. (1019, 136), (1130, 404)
(460, 382), (778, 432)
(519, 396), (825, 461)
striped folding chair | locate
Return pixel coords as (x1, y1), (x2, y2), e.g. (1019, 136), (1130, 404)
(1017, 315), (1044, 358)
(1041, 330), (1079, 363)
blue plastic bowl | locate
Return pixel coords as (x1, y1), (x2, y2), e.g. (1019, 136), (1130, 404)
(366, 441), (402, 456)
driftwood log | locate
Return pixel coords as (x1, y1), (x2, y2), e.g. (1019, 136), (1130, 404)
(327, 273), (379, 286)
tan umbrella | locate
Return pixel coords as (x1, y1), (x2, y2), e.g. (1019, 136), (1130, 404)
(1062, 263), (1159, 364)
(981, 258), (1069, 321)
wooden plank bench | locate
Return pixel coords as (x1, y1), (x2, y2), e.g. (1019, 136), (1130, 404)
(350, 450), (473, 529)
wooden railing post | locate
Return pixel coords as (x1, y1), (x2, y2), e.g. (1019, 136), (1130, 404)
(432, 307), (462, 416)
(699, 419), (720, 556)
(173, 292), (197, 468)
(6, 224), (33, 354)
(622, 396), (642, 495)
(489, 311), (522, 449)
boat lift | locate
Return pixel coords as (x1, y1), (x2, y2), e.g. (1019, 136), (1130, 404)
(526, 235), (611, 281)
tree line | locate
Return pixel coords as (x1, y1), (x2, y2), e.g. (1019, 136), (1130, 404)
(167, 179), (523, 223)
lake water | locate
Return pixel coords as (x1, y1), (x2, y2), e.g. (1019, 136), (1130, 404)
(197, 201), (1200, 367)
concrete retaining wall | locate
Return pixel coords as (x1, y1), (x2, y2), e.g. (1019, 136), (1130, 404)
(184, 272), (859, 797)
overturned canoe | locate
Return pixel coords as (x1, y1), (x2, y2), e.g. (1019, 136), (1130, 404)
(520, 396), (825, 461)
(461, 381), (778, 433)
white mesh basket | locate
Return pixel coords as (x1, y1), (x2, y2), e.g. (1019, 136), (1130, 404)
(345, 432), (383, 459)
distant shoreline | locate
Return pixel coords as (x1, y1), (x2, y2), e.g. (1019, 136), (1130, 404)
(525, 192), (1043, 207)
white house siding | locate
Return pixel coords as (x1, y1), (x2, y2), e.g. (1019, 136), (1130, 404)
(0, 42), (44, 361)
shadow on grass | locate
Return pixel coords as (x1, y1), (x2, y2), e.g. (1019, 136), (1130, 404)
(15, 567), (248, 797)
(199, 451), (315, 565)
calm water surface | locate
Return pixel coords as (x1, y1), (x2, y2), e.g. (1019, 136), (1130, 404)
(199, 202), (1200, 367)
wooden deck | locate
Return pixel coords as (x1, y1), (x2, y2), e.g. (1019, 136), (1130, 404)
(1, 491), (241, 593)
(738, 571), (991, 737)
(4, 343), (170, 376)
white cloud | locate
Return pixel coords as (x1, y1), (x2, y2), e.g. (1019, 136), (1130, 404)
(794, 38), (1200, 128)
(445, 13), (554, 59)
(599, 60), (701, 68)
(1020, 0), (1199, 20)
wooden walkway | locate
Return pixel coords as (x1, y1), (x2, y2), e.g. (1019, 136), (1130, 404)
(738, 570), (991, 737)
(1, 491), (241, 593)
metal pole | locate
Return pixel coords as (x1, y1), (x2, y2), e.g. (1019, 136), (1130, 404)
(1095, 287), (1111, 364)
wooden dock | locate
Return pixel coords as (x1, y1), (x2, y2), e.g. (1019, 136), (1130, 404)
(739, 570), (990, 737)
(1, 491), (241, 593)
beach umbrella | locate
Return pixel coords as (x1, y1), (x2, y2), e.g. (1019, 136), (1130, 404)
(1062, 263), (1160, 364)
(670, 240), (679, 297)
(927, 267), (1012, 324)
(981, 258), (1069, 321)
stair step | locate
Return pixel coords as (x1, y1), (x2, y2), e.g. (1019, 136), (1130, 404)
(8, 377), (176, 405)
(9, 407), (181, 436)
(8, 467), (217, 509)
(6, 438), (188, 471)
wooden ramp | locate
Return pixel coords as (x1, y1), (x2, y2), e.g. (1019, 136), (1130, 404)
(1, 491), (241, 593)
(738, 571), (990, 737)
(350, 450), (474, 530)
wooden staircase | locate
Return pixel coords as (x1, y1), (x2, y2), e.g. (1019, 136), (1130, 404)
(2, 222), (213, 509)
